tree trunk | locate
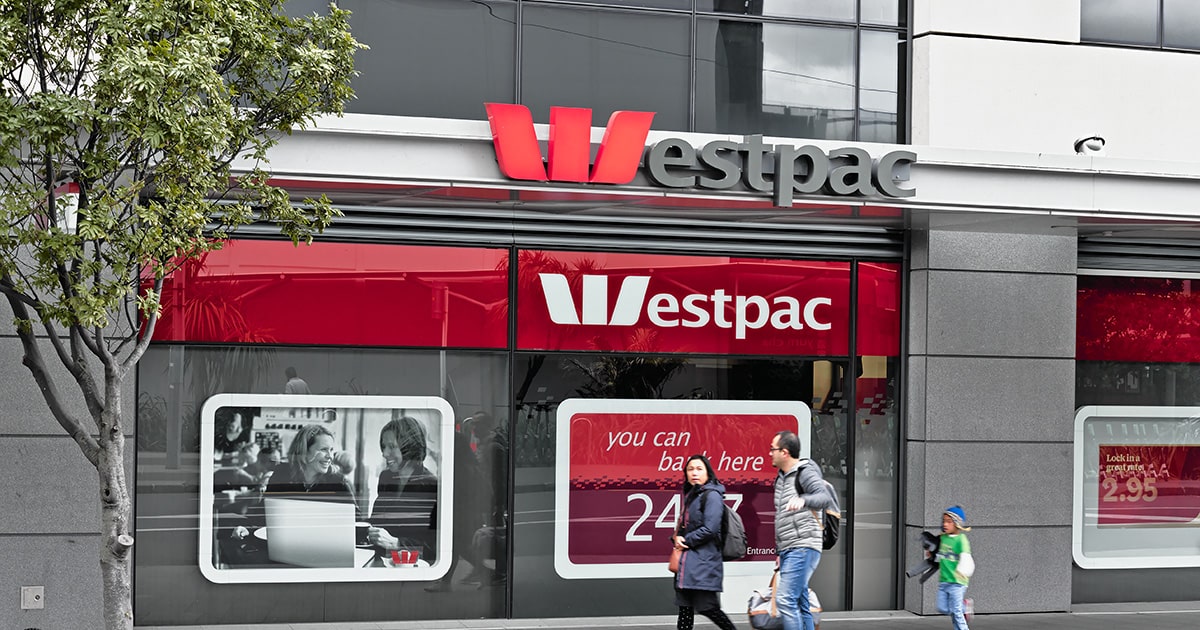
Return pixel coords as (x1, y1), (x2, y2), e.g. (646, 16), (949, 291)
(99, 384), (134, 630)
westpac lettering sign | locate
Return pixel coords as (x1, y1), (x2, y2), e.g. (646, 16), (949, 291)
(514, 251), (852, 356)
(484, 103), (916, 206)
(538, 273), (831, 341)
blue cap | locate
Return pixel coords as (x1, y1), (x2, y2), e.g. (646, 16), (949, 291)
(944, 505), (970, 531)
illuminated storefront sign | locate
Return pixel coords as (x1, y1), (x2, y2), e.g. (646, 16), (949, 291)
(484, 103), (916, 206)
(516, 251), (853, 356)
(537, 273), (832, 340)
(553, 398), (810, 579)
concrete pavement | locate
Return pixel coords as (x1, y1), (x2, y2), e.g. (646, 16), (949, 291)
(136, 601), (1200, 630)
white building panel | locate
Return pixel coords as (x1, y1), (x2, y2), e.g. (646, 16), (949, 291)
(915, 36), (1200, 162)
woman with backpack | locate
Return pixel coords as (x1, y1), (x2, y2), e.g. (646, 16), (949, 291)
(671, 454), (739, 630)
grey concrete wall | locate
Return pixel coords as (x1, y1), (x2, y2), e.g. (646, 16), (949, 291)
(905, 227), (1077, 614)
(0, 335), (136, 629)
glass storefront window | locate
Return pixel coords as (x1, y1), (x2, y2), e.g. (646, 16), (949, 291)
(1074, 274), (1200, 601)
(510, 352), (851, 616)
(851, 261), (901, 609)
(135, 241), (903, 623)
(135, 346), (511, 624)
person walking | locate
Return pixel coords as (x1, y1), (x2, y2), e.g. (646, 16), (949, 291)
(933, 506), (974, 630)
(283, 366), (312, 395)
(769, 430), (834, 630)
(672, 454), (738, 630)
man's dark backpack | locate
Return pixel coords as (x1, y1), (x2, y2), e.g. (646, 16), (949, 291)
(701, 489), (748, 561)
(796, 465), (842, 550)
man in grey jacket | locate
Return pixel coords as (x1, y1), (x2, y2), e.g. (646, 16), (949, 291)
(771, 430), (834, 630)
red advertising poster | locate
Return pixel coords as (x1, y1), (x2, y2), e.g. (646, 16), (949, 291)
(553, 399), (810, 579)
(1097, 444), (1200, 527)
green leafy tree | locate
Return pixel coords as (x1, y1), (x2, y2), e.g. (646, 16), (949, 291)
(0, 1), (361, 628)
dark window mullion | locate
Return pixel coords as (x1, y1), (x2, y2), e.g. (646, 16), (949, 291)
(854, 1), (864, 140)
(1160, 0), (1166, 47)
(515, 0), (524, 103)
(689, 0), (697, 131)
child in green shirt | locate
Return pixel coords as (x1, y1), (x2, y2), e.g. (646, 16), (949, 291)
(934, 506), (974, 630)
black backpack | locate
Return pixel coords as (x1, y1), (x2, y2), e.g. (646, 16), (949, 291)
(700, 489), (748, 561)
(795, 464), (841, 550)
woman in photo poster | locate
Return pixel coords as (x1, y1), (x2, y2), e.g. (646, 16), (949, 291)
(264, 423), (360, 518)
(213, 409), (252, 465)
(367, 414), (439, 563)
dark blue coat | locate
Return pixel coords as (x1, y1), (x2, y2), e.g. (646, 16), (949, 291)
(675, 481), (726, 592)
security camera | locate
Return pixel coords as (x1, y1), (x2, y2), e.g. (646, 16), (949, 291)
(1074, 136), (1106, 155)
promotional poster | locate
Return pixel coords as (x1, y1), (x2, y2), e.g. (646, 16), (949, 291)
(198, 394), (455, 583)
(1073, 405), (1200, 569)
(554, 398), (811, 579)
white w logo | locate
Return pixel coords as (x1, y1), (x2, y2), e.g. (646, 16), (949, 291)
(538, 274), (651, 326)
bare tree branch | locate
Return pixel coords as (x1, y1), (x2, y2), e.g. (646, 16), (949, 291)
(42, 318), (105, 424)
(4, 293), (99, 467)
(0, 278), (43, 309)
(120, 275), (162, 378)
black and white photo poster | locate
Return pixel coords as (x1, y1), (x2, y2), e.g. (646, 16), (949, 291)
(199, 394), (454, 583)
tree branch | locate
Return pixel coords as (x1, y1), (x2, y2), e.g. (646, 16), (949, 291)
(69, 319), (102, 358)
(0, 279), (44, 310)
(43, 319), (105, 424)
(4, 293), (100, 467)
(120, 275), (162, 378)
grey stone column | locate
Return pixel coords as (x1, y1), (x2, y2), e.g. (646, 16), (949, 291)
(904, 225), (1076, 614)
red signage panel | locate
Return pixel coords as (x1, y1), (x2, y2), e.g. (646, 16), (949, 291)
(515, 250), (851, 356)
(857, 261), (901, 357)
(153, 240), (509, 348)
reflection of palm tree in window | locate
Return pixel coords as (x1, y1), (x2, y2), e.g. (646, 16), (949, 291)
(566, 332), (688, 400)
(159, 252), (279, 344)
(159, 253), (278, 449)
(503, 251), (603, 404)
(506, 251), (607, 465)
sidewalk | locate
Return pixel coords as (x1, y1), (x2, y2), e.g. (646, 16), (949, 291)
(137, 601), (1200, 630)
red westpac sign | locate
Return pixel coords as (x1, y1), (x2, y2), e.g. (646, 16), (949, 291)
(515, 250), (852, 356)
(484, 103), (917, 206)
(484, 102), (654, 184)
